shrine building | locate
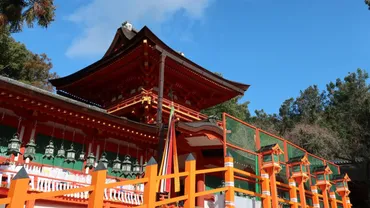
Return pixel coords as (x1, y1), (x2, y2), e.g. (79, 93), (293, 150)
(0, 22), (351, 208)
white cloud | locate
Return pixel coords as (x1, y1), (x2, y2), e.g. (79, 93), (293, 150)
(65, 0), (212, 58)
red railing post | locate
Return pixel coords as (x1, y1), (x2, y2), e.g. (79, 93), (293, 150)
(311, 186), (320, 208)
(7, 167), (30, 208)
(288, 178), (298, 208)
(224, 152), (235, 208)
(88, 162), (107, 208)
(330, 191), (338, 208)
(184, 153), (196, 208)
(261, 169), (271, 208)
(144, 157), (158, 208)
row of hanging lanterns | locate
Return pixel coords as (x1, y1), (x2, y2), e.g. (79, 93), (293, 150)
(4, 117), (148, 177)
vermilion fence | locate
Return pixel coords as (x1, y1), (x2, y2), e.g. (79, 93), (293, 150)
(222, 113), (342, 207)
(0, 154), (347, 208)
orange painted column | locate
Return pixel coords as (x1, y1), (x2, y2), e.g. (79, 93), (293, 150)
(347, 197), (352, 208)
(288, 179), (298, 208)
(340, 195), (351, 208)
(184, 154), (196, 208)
(311, 186), (320, 208)
(321, 186), (330, 208)
(329, 191), (338, 208)
(297, 179), (307, 208)
(25, 200), (35, 208)
(7, 167), (30, 208)
(268, 169), (279, 208)
(144, 157), (158, 208)
(196, 173), (205, 207)
(224, 153), (234, 208)
(87, 162), (107, 208)
(261, 170), (271, 208)
(341, 196), (348, 208)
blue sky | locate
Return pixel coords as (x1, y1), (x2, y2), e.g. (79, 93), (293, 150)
(12, 0), (370, 114)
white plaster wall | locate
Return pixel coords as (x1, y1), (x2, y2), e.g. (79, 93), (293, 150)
(205, 194), (262, 208)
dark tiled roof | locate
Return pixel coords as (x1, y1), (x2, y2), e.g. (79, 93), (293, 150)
(312, 165), (329, 173)
(176, 120), (223, 136)
(287, 155), (306, 164)
(331, 158), (364, 165)
(256, 144), (277, 153)
(331, 174), (346, 181)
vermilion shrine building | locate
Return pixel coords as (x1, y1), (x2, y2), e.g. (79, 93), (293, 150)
(0, 22), (350, 208)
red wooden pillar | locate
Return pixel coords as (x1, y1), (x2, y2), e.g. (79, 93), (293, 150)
(25, 200), (35, 208)
(196, 173), (205, 207)
(196, 153), (205, 207)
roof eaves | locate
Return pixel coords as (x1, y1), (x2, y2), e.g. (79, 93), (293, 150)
(0, 76), (157, 132)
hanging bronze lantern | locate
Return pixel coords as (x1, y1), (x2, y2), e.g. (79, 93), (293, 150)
(43, 140), (55, 159)
(112, 156), (122, 173)
(121, 155), (132, 176)
(56, 144), (65, 158)
(78, 150), (85, 161)
(86, 152), (96, 169)
(65, 144), (76, 163)
(78, 137), (86, 161)
(132, 159), (140, 176)
(7, 134), (21, 156)
(98, 152), (109, 168)
(24, 137), (37, 161)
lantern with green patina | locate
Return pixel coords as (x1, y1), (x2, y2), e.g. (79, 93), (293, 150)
(132, 159), (141, 176)
(65, 144), (76, 163)
(56, 144), (65, 158)
(24, 137), (37, 161)
(121, 155), (132, 176)
(7, 134), (21, 156)
(98, 152), (109, 168)
(43, 140), (55, 159)
(112, 156), (122, 174)
(86, 152), (96, 169)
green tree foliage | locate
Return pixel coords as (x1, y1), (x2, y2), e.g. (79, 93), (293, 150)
(250, 109), (279, 134)
(284, 123), (340, 159)
(0, 29), (57, 91)
(0, 0), (55, 33)
(325, 69), (370, 159)
(201, 96), (250, 121)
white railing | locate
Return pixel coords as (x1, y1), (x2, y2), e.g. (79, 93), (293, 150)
(0, 164), (144, 205)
